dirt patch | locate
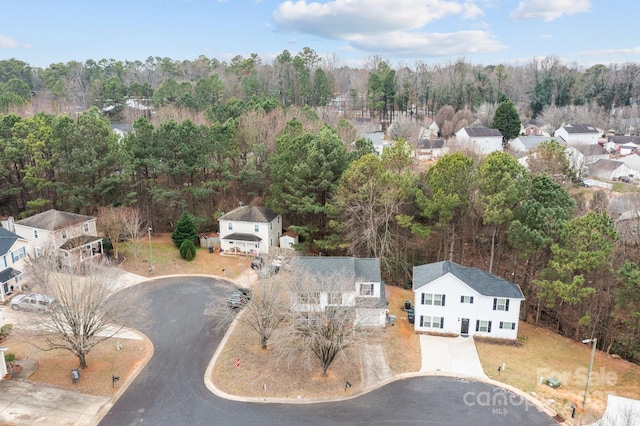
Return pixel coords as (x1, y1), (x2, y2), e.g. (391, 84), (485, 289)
(476, 321), (640, 422)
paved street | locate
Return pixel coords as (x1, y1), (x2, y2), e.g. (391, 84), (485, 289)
(97, 276), (556, 426)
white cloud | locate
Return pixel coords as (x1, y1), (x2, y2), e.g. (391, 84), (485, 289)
(0, 34), (21, 49)
(347, 30), (506, 57)
(272, 0), (501, 57)
(579, 47), (640, 57)
(510, 0), (591, 22)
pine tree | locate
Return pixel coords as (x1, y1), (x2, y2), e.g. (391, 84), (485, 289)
(171, 212), (198, 248)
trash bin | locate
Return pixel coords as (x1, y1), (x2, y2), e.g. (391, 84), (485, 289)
(407, 308), (415, 324)
(404, 300), (412, 310)
(71, 368), (80, 384)
(388, 315), (396, 326)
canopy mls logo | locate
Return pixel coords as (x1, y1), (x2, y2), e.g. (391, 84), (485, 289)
(463, 388), (536, 415)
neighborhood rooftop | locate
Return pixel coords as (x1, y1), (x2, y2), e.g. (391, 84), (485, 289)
(561, 124), (598, 133)
(14, 209), (94, 231)
(462, 127), (502, 137)
(0, 227), (22, 255)
(413, 260), (524, 299)
(219, 205), (279, 223)
(292, 256), (382, 284)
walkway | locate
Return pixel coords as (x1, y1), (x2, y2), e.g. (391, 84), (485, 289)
(361, 344), (392, 387)
(419, 334), (487, 379)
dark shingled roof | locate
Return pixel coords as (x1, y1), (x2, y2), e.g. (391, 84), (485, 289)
(462, 127), (502, 137)
(609, 135), (640, 145)
(561, 124), (599, 134)
(292, 256), (382, 284)
(0, 227), (22, 256)
(218, 205), (279, 223)
(221, 233), (262, 242)
(15, 209), (94, 231)
(590, 159), (626, 172)
(0, 267), (21, 284)
(413, 261), (524, 299)
(574, 144), (607, 155)
(416, 139), (445, 149)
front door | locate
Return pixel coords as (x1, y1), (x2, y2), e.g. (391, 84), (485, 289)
(461, 318), (469, 335)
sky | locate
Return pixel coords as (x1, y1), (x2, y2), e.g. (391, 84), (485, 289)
(0, 0), (638, 69)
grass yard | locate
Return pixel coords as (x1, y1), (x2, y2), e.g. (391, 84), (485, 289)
(1, 331), (151, 396)
(476, 321), (640, 423)
(210, 284), (421, 399)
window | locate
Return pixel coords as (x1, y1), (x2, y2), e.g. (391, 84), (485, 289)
(254, 224), (259, 232)
(499, 322), (516, 330)
(270, 223), (273, 230)
(228, 223), (233, 230)
(493, 298), (509, 311)
(420, 316), (443, 329)
(297, 292), (320, 305)
(61, 230), (67, 239)
(359, 283), (374, 296)
(33, 229), (38, 239)
(35, 247), (42, 257)
(83, 223), (89, 233)
(460, 295), (474, 304)
(328, 292), (342, 305)
(476, 320), (492, 333)
(11, 247), (26, 263)
(421, 293), (445, 306)
(0, 256), (6, 269)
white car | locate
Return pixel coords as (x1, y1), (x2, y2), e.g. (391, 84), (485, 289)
(10, 293), (56, 312)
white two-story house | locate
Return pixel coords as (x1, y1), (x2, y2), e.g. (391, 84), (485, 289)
(290, 256), (388, 327)
(218, 205), (282, 255)
(0, 227), (29, 301)
(413, 261), (524, 339)
(12, 209), (103, 264)
(554, 124), (600, 146)
(455, 127), (503, 155)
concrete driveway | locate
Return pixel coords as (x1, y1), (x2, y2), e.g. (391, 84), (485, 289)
(419, 334), (487, 379)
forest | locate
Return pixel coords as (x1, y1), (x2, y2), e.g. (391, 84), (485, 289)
(1, 51), (640, 364)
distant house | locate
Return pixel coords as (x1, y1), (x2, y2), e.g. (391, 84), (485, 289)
(522, 118), (551, 137)
(588, 159), (636, 181)
(554, 124), (600, 146)
(414, 138), (448, 160)
(290, 256), (388, 327)
(413, 261), (524, 339)
(13, 209), (103, 264)
(218, 205), (282, 255)
(606, 136), (640, 156)
(508, 136), (561, 154)
(0, 227), (29, 301)
(615, 210), (640, 245)
(566, 144), (609, 175)
(110, 123), (134, 140)
(455, 127), (503, 155)
(617, 153), (640, 177)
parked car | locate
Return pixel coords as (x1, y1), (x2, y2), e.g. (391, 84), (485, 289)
(227, 290), (249, 308)
(10, 293), (56, 312)
(236, 288), (252, 300)
(251, 257), (264, 270)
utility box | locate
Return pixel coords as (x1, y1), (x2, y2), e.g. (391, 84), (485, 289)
(545, 377), (561, 388)
(388, 315), (396, 326)
(71, 368), (80, 384)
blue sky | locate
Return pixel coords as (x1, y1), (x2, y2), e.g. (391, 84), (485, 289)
(0, 0), (637, 69)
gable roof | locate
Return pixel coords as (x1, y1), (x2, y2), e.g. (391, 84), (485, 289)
(609, 135), (640, 145)
(590, 159), (626, 172)
(461, 127), (502, 138)
(522, 118), (548, 128)
(0, 267), (21, 284)
(14, 209), (94, 231)
(293, 256), (382, 284)
(520, 136), (562, 150)
(416, 139), (445, 149)
(0, 227), (24, 256)
(574, 144), (607, 156)
(218, 205), (279, 223)
(561, 124), (599, 134)
(413, 261), (524, 299)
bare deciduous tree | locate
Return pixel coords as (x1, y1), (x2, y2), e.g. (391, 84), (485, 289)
(121, 207), (145, 268)
(97, 206), (125, 260)
(24, 255), (144, 369)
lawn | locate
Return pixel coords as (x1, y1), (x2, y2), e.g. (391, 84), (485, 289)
(476, 321), (640, 423)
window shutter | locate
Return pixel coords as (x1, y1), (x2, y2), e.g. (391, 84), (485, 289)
(500, 321), (504, 329)
(440, 317), (444, 329)
(488, 321), (492, 333)
(421, 293), (425, 304)
(476, 320), (480, 332)
(505, 299), (510, 311)
(493, 298), (497, 310)
(420, 316), (424, 327)
(441, 295), (446, 306)
(470, 296), (474, 304)
(460, 295), (464, 303)
(511, 322), (516, 330)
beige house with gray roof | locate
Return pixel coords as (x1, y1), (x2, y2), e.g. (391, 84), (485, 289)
(218, 205), (281, 255)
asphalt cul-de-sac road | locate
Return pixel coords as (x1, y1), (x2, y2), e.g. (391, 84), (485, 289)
(98, 276), (556, 426)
